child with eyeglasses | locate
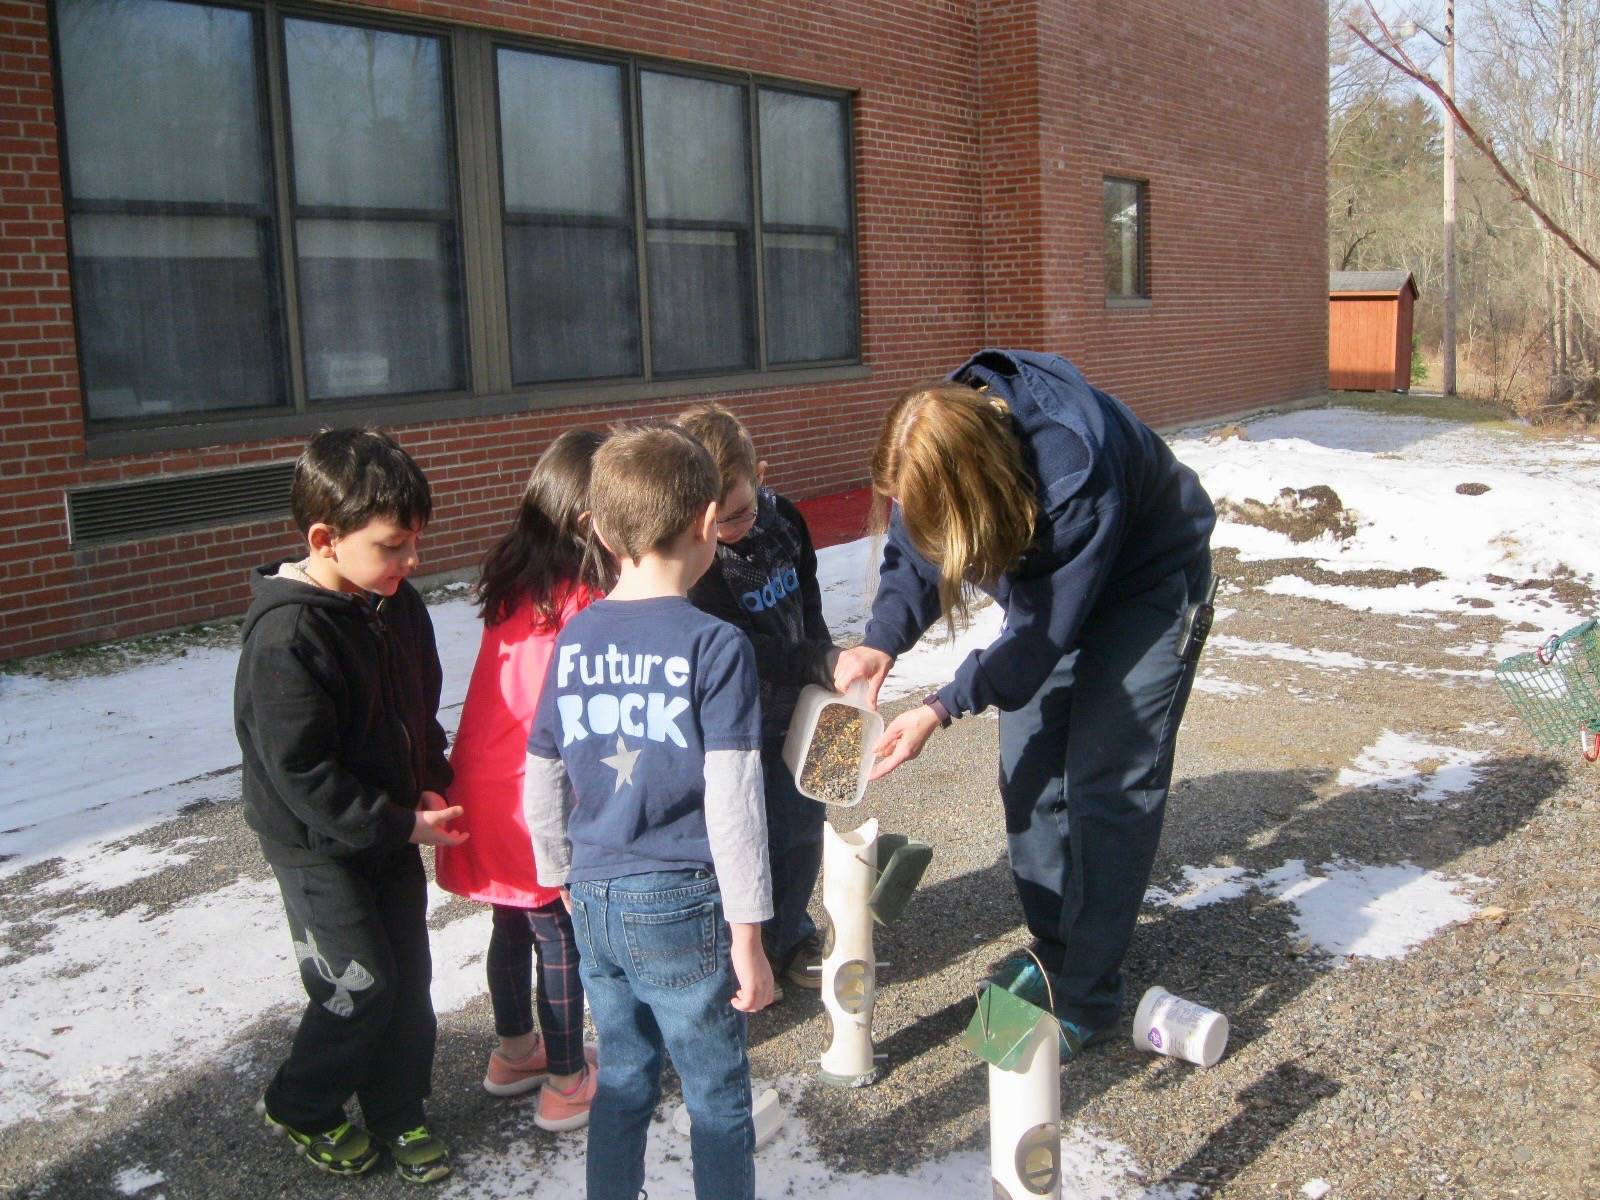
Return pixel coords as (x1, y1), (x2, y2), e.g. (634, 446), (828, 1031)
(676, 403), (840, 998)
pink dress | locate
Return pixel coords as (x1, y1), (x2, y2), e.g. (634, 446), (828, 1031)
(436, 586), (592, 907)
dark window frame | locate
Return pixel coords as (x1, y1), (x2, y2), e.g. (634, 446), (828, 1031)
(491, 42), (644, 388)
(47, 0), (864, 457)
(757, 81), (862, 366)
(1103, 175), (1151, 306)
(276, 10), (472, 404)
(51, 0), (294, 425)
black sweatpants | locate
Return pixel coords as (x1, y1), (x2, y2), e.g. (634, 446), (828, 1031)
(265, 843), (435, 1138)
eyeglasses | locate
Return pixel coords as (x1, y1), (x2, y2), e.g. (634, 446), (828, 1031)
(716, 503), (758, 529)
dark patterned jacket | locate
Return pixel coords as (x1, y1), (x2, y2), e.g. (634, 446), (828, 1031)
(688, 490), (835, 749)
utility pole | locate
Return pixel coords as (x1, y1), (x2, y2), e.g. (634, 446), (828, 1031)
(1442, 0), (1456, 396)
(1399, 7), (1458, 395)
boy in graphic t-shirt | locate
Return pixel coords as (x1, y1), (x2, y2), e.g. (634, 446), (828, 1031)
(523, 424), (774, 1200)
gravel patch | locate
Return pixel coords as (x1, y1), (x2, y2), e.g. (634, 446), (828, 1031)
(3, 577), (1597, 1199)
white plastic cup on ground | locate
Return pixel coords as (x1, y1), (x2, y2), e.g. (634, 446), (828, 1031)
(1132, 986), (1229, 1067)
(672, 1085), (784, 1150)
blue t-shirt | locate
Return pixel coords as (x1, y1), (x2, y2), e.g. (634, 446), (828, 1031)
(527, 596), (761, 883)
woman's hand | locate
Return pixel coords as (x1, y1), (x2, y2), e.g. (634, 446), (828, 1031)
(868, 704), (942, 780)
(832, 645), (894, 709)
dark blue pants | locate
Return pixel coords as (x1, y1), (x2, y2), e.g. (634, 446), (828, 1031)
(761, 749), (824, 965)
(996, 555), (1209, 1029)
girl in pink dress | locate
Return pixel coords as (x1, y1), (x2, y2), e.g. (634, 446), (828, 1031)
(436, 430), (612, 1132)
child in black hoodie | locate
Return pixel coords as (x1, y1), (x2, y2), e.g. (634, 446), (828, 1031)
(678, 404), (839, 996)
(233, 428), (465, 1184)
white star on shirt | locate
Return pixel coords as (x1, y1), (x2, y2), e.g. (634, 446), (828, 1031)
(600, 735), (642, 791)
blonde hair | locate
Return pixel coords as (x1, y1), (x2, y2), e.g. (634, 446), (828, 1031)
(870, 383), (1037, 631)
(589, 424), (719, 564)
(677, 402), (758, 499)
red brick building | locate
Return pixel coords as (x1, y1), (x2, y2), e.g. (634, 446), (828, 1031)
(0, 0), (1326, 660)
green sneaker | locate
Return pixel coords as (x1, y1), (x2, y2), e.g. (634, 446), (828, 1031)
(255, 1098), (380, 1176)
(384, 1125), (453, 1185)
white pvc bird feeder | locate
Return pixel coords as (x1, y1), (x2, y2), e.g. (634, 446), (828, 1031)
(961, 984), (1062, 1200)
(817, 817), (882, 1087)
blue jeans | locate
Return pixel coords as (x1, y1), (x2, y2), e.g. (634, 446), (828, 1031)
(762, 749), (823, 964)
(996, 555), (1209, 1030)
(568, 870), (754, 1200)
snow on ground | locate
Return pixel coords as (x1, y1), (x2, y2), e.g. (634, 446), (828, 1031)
(112, 1165), (165, 1197)
(1256, 861), (1480, 961)
(1336, 730), (1488, 804)
(3, 404), (1566, 1190)
(430, 1076), (1199, 1200)
(1172, 409), (1600, 658)
(1147, 859), (1480, 962)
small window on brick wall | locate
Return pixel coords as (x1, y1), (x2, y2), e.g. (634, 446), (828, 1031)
(51, 1), (861, 439)
(1103, 176), (1149, 301)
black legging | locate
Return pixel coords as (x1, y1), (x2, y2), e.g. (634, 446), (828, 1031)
(486, 899), (586, 1076)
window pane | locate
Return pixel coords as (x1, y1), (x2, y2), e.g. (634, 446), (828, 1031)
(1104, 177), (1146, 298)
(641, 72), (754, 373)
(283, 19), (452, 211)
(759, 90), (856, 363)
(296, 219), (465, 398)
(56, 0), (267, 205)
(56, 0), (285, 418)
(505, 225), (640, 383)
(641, 72), (750, 223)
(283, 19), (466, 399)
(497, 48), (640, 383)
(646, 229), (753, 375)
(499, 50), (630, 219)
(759, 90), (848, 230)
(70, 214), (282, 417)
(764, 233), (855, 363)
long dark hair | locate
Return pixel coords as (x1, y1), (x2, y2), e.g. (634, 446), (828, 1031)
(476, 430), (614, 629)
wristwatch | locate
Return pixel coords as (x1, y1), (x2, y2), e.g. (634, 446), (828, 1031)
(923, 692), (953, 728)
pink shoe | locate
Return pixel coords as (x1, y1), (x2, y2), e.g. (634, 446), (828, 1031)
(534, 1061), (598, 1132)
(483, 1039), (549, 1097)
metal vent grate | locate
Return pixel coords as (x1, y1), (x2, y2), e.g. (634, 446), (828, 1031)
(67, 461), (297, 546)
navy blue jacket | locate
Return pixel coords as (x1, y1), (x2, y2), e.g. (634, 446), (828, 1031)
(861, 350), (1215, 717)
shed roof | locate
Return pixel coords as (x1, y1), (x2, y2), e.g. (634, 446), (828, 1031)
(1330, 270), (1417, 297)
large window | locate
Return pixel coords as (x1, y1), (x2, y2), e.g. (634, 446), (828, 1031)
(51, 2), (861, 441)
(760, 89), (857, 363)
(641, 71), (756, 376)
(284, 18), (466, 400)
(1103, 176), (1149, 301)
(496, 49), (639, 385)
(56, 0), (286, 420)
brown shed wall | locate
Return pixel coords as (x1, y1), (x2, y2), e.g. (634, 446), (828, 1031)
(1329, 288), (1415, 391)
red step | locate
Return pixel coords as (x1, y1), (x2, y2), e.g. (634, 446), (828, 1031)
(793, 486), (874, 550)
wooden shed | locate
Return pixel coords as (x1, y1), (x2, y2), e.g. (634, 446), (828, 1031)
(1329, 270), (1418, 391)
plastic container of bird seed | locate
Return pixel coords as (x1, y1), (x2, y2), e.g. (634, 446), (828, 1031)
(783, 682), (884, 807)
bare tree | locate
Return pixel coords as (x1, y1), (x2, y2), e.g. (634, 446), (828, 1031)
(1348, 0), (1600, 409)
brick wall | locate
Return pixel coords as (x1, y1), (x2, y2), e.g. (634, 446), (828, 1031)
(0, 0), (1324, 660)
(1039, 0), (1330, 429)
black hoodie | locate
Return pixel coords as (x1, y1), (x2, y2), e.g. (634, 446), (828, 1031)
(233, 562), (453, 868)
